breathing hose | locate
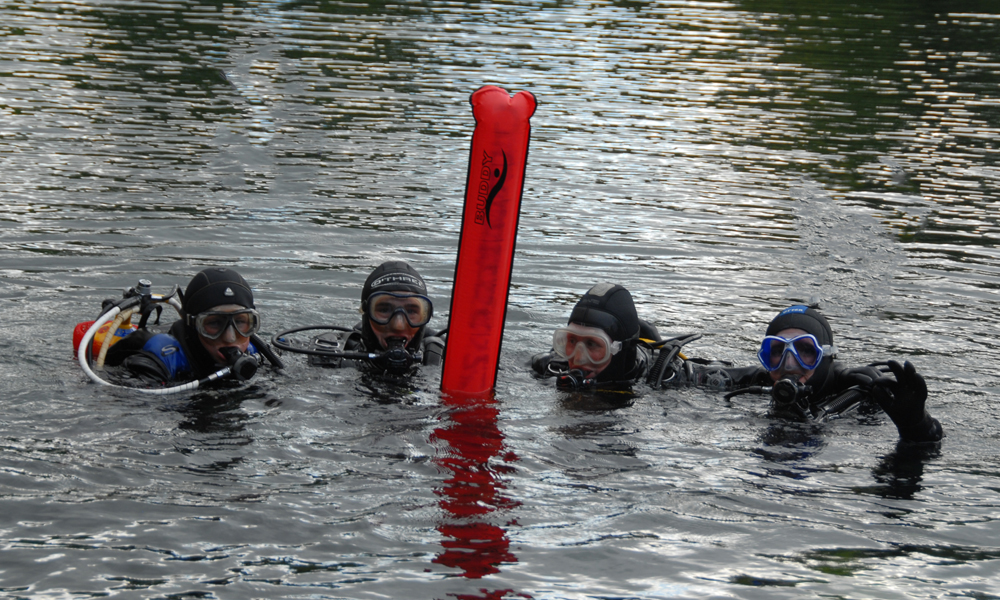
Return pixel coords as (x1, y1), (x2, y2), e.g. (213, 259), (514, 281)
(271, 325), (380, 360)
(812, 388), (865, 421)
(271, 325), (425, 373)
(724, 386), (770, 401)
(250, 333), (285, 369)
(648, 333), (702, 387)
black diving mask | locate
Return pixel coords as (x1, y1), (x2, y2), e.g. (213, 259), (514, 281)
(366, 292), (433, 328)
(194, 309), (261, 340)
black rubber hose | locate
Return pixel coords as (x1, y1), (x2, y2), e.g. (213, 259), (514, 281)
(250, 333), (285, 369)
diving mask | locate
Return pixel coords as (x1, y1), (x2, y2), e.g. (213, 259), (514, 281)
(194, 308), (261, 340)
(552, 323), (622, 368)
(758, 334), (834, 372)
(366, 292), (433, 328)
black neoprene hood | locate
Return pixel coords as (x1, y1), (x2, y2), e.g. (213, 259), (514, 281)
(764, 304), (834, 347)
(361, 261), (427, 304)
(568, 283), (640, 342)
(183, 268), (255, 316)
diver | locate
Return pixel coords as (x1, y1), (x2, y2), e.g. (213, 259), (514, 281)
(716, 304), (943, 443)
(97, 267), (281, 388)
(273, 261), (446, 376)
(530, 283), (661, 391)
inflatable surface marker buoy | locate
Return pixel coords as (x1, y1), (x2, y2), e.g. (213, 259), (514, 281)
(442, 85), (536, 396)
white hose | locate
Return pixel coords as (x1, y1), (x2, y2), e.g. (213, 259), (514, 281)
(77, 298), (234, 395)
(78, 307), (121, 386)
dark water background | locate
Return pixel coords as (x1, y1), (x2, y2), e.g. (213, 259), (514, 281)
(2, 0), (999, 598)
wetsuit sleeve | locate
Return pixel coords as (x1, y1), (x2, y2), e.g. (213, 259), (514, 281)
(120, 351), (172, 383)
(102, 329), (155, 367)
(132, 333), (191, 382)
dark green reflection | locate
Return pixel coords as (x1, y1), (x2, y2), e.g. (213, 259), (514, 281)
(727, 0), (1000, 205)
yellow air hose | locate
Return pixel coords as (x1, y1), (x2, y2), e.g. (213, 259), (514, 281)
(96, 307), (134, 369)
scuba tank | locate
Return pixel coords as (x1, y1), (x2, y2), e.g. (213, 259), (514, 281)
(73, 319), (137, 358)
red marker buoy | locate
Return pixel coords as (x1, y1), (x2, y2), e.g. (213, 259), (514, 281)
(441, 86), (536, 396)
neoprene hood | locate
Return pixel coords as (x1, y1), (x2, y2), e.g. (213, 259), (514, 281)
(362, 261), (428, 304)
(568, 283), (640, 342)
(765, 304), (834, 348)
(183, 268), (255, 317)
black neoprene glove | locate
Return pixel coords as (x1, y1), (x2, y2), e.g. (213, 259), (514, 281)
(839, 365), (882, 388)
(871, 360), (943, 443)
(530, 352), (560, 377)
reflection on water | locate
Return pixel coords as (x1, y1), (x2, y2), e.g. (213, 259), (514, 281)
(432, 394), (519, 581)
(2, 0), (999, 597)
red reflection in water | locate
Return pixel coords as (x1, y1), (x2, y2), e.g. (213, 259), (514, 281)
(432, 392), (523, 590)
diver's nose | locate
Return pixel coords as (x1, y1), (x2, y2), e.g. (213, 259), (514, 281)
(388, 311), (408, 330)
(781, 351), (800, 372)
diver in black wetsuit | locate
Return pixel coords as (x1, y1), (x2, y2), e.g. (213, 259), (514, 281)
(660, 304), (943, 443)
(103, 267), (278, 385)
(296, 261), (446, 375)
(530, 283), (660, 391)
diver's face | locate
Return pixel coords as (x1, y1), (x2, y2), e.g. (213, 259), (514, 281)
(557, 325), (617, 378)
(767, 327), (816, 384)
(370, 311), (420, 349)
(197, 304), (252, 365)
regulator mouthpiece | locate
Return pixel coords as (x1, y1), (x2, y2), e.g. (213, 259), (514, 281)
(219, 346), (259, 381)
(771, 377), (810, 411)
(377, 339), (418, 373)
(556, 369), (597, 391)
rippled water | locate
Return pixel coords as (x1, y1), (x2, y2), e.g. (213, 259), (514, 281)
(2, 1), (999, 598)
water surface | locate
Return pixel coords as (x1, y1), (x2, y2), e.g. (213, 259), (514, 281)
(1, 1), (999, 598)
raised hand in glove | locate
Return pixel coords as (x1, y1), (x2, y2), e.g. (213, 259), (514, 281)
(872, 360), (943, 442)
